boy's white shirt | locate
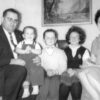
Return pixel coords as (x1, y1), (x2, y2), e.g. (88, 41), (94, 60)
(40, 46), (67, 75)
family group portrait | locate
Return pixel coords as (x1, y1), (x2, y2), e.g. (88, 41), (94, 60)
(0, 0), (100, 100)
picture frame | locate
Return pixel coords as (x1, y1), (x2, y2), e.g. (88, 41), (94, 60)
(42, 0), (92, 26)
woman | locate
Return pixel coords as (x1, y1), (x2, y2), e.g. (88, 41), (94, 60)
(78, 9), (100, 100)
(59, 26), (90, 100)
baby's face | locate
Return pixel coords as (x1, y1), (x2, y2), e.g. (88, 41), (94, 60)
(23, 28), (35, 41)
(44, 32), (57, 46)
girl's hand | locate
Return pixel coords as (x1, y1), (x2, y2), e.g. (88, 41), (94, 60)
(67, 68), (75, 77)
(25, 46), (31, 54)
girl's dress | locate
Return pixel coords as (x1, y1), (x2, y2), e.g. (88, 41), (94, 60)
(82, 65), (100, 83)
(19, 42), (44, 86)
(86, 35), (100, 84)
(79, 65), (100, 100)
(79, 36), (100, 100)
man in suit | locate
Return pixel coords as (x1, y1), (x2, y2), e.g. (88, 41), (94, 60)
(0, 8), (27, 100)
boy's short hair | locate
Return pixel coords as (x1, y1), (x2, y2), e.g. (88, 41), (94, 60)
(23, 26), (37, 41)
(43, 29), (58, 39)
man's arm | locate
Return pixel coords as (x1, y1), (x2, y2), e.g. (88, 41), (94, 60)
(0, 46), (11, 67)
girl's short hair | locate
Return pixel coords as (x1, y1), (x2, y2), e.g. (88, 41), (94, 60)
(43, 29), (58, 39)
(95, 9), (100, 24)
(23, 26), (37, 41)
(66, 26), (86, 44)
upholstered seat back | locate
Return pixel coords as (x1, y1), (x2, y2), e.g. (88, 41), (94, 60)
(57, 40), (68, 49)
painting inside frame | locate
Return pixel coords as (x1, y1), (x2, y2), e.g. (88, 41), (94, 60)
(42, 0), (92, 26)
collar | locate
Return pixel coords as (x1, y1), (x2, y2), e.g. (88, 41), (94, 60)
(69, 44), (80, 50)
(46, 45), (55, 49)
(3, 27), (14, 37)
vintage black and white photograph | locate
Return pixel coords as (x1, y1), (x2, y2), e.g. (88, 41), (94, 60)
(43, 0), (92, 25)
(0, 0), (100, 100)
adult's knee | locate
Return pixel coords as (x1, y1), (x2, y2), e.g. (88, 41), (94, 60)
(17, 66), (27, 78)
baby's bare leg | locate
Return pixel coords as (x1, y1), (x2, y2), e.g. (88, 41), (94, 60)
(31, 85), (39, 95)
(22, 81), (30, 98)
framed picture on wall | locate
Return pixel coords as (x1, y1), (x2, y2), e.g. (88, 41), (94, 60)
(42, 0), (92, 26)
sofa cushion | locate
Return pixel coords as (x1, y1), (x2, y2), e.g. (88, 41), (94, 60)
(57, 40), (68, 49)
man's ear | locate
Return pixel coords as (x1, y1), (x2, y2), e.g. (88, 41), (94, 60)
(1, 17), (4, 23)
(22, 34), (25, 38)
(55, 38), (57, 43)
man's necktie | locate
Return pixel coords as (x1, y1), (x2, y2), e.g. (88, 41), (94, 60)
(9, 33), (16, 47)
(9, 33), (18, 58)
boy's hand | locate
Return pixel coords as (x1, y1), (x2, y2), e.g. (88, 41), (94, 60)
(47, 70), (55, 77)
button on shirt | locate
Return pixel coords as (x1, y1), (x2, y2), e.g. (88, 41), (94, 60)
(3, 28), (18, 59)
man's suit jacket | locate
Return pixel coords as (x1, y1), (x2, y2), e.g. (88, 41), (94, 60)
(0, 25), (23, 67)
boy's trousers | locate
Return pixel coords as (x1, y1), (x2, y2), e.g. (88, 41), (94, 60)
(37, 75), (60, 100)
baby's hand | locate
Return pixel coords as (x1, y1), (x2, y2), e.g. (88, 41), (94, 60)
(25, 46), (31, 54)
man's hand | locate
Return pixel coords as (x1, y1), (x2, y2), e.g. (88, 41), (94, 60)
(33, 56), (41, 66)
(10, 58), (26, 66)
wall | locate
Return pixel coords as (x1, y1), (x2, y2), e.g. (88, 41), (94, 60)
(0, 0), (100, 49)
(0, 0), (99, 100)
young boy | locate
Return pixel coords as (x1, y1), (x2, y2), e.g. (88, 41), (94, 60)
(39, 29), (67, 100)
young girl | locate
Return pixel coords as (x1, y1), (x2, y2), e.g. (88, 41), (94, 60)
(78, 10), (100, 100)
(59, 26), (90, 100)
(16, 26), (44, 99)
